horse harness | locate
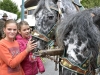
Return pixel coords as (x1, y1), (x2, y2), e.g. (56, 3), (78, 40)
(32, 0), (90, 74)
(60, 51), (95, 75)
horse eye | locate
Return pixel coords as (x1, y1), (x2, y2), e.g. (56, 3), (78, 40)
(36, 16), (39, 18)
(48, 16), (54, 20)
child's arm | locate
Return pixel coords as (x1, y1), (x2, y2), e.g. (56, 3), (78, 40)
(0, 45), (28, 68)
(0, 39), (37, 68)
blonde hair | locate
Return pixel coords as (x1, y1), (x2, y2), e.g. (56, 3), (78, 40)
(4, 19), (17, 28)
(18, 21), (29, 30)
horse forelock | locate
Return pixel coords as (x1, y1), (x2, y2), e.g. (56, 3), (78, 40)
(56, 8), (100, 65)
(62, 29), (98, 65)
(63, 33), (90, 64)
(56, 8), (100, 49)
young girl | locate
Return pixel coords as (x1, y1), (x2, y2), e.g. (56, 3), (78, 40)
(16, 21), (45, 75)
(0, 19), (37, 75)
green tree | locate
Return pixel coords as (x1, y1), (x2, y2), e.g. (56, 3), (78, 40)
(81, 0), (100, 8)
(16, 11), (21, 20)
(0, 0), (21, 19)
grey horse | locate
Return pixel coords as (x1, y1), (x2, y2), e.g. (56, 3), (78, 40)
(56, 7), (100, 75)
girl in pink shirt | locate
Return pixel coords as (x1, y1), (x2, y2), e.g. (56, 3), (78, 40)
(16, 21), (45, 75)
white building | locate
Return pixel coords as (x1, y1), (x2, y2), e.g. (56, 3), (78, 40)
(0, 10), (17, 20)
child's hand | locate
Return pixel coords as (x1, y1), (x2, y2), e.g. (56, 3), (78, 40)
(26, 38), (37, 53)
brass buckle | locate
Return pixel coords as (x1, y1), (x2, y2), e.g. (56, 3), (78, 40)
(61, 59), (72, 68)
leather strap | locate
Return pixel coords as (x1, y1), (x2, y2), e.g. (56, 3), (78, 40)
(32, 30), (49, 42)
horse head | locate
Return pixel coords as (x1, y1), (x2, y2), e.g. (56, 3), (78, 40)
(31, 0), (59, 51)
(33, 0), (58, 35)
(56, 7), (100, 74)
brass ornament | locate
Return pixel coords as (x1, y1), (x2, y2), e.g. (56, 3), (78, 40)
(61, 59), (72, 68)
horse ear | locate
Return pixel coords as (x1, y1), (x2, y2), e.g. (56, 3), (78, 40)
(33, 0), (43, 16)
(45, 0), (53, 13)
